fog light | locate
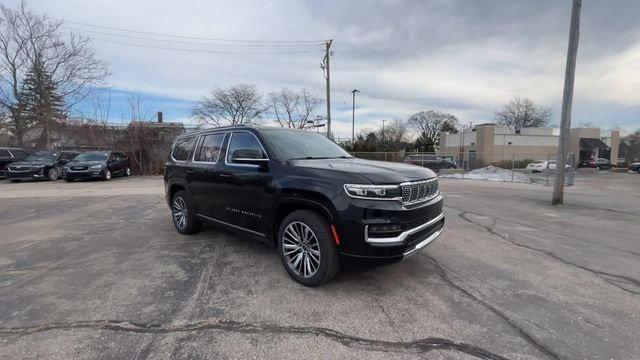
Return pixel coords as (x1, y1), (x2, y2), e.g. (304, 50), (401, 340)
(368, 224), (401, 234)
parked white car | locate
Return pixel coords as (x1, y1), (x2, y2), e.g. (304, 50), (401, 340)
(526, 160), (571, 173)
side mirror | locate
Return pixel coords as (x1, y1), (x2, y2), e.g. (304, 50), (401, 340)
(231, 148), (269, 167)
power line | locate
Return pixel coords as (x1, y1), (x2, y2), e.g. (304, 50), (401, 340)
(87, 36), (323, 55)
(63, 26), (325, 47)
(55, 17), (325, 44)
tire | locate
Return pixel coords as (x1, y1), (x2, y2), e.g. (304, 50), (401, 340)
(124, 167), (131, 176)
(277, 210), (340, 286)
(103, 169), (112, 181)
(47, 168), (59, 181)
(171, 190), (201, 234)
(65, 178), (74, 182)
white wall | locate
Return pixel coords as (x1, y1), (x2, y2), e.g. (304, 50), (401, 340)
(443, 131), (476, 147)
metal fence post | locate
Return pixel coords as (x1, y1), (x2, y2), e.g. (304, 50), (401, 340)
(511, 153), (515, 182)
(546, 153), (550, 186)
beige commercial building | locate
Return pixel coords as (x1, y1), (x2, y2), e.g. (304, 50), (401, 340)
(439, 124), (619, 168)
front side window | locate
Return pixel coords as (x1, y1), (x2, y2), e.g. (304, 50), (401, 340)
(226, 132), (267, 164)
(25, 152), (57, 162)
(195, 133), (225, 162)
(172, 136), (196, 161)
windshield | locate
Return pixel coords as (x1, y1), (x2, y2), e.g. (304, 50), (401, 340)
(261, 129), (352, 160)
(24, 152), (57, 162)
(74, 152), (108, 162)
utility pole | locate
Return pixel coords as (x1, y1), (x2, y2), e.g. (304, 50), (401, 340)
(553, 0), (582, 205)
(321, 40), (333, 139)
(351, 89), (359, 144)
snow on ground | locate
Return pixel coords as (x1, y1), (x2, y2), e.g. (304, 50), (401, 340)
(440, 166), (533, 183)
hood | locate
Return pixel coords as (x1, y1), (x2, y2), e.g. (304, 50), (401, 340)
(67, 161), (105, 167)
(290, 158), (436, 184)
(10, 160), (54, 167)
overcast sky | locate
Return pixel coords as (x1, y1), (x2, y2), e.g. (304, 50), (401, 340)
(27, 0), (640, 137)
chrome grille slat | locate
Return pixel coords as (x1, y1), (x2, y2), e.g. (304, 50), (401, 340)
(400, 179), (439, 206)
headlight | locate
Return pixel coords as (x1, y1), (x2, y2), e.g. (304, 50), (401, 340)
(343, 184), (402, 200)
(90, 164), (102, 170)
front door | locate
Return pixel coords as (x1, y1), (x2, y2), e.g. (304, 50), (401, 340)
(218, 131), (272, 236)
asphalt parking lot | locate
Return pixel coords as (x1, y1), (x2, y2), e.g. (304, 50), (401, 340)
(1, 174), (639, 359)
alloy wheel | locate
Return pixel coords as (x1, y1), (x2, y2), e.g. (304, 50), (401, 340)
(172, 196), (188, 230)
(282, 221), (321, 278)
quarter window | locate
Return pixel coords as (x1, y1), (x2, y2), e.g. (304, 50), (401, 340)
(195, 133), (225, 162)
(226, 132), (267, 164)
(172, 137), (196, 161)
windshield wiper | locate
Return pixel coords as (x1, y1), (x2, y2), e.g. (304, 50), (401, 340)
(288, 156), (333, 160)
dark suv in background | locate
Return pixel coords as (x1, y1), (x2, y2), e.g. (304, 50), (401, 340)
(403, 154), (457, 172)
(0, 147), (30, 178)
(6, 151), (78, 182)
(164, 126), (444, 286)
(63, 151), (131, 181)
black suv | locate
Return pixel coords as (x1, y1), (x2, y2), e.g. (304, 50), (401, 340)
(0, 147), (30, 178)
(164, 126), (444, 286)
(63, 151), (131, 181)
(6, 151), (78, 182)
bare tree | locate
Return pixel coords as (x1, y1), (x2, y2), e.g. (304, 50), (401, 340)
(495, 96), (551, 131)
(268, 87), (321, 129)
(378, 119), (409, 151)
(408, 110), (458, 150)
(126, 90), (153, 122)
(192, 84), (264, 126)
(0, 1), (109, 146)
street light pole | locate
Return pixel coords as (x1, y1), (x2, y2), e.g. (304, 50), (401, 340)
(351, 89), (359, 144)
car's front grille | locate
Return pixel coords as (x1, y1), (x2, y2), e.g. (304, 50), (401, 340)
(70, 166), (88, 171)
(401, 179), (439, 205)
(8, 165), (32, 172)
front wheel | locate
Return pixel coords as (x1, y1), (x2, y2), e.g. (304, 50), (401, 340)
(278, 210), (340, 286)
(103, 169), (112, 181)
(47, 168), (59, 181)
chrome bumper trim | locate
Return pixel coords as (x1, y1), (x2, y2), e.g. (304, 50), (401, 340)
(366, 212), (445, 245)
(403, 227), (444, 256)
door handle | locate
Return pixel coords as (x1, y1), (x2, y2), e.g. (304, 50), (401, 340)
(185, 169), (195, 175)
(219, 173), (232, 178)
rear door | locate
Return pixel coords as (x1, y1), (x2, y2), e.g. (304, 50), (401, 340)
(188, 132), (227, 219)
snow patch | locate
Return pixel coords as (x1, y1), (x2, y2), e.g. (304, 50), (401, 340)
(440, 166), (532, 183)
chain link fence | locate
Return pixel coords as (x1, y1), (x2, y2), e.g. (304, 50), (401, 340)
(350, 151), (577, 185)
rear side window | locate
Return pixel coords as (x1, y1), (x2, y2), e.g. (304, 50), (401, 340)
(195, 133), (225, 162)
(172, 137), (196, 161)
(226, 132), (267, 164)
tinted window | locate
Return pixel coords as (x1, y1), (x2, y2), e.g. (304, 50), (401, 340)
(172, 137), (196, 161)
(74, 152), (108, 162)
(25, 152), (57, 162)
(0, 150), (10, 158)
(260, 129), (351, 160)
(226, 132), (267, 163)
(12, 150), (28, 157)
(60, 152), (77, 160)
(195, 133), (225, 162)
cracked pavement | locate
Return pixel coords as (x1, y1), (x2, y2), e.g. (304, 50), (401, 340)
(0, 174), (639, 359)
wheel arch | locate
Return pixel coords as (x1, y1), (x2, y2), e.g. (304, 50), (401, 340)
(271, 192), (338, 247)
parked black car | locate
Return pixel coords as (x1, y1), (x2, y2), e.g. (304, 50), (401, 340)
(5, 151), (78, 182)
(403, 154), (457, 172)
(0, 147), (30, 178)
(63, 151), (131, 181)
(164, 126), (444, 286)
(629, 162), (640, 173)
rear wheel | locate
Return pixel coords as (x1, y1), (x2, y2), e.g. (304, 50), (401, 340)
(278, 210), (340, 286)
(171, 190), (200, 234)
(47, 168), (59, 181)
(124, 167), (131, 176)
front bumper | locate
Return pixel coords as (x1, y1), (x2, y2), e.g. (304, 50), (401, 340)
(63, 169), (103, 179)
(5, 168), (46, 180)
(336, 194), (445, 260)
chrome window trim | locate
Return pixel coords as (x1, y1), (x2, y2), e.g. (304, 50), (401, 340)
(366, 211), (444, 245)
(224, 131), (269, 168)
(192, 132), (226, 164)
